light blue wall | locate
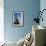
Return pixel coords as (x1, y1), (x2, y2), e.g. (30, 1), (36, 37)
(4, 0), (40, 42)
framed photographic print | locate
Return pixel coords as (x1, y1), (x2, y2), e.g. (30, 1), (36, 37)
(12, 11), (24, 27)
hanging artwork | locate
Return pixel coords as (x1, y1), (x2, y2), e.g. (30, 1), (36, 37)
(12, 11), (24, 27)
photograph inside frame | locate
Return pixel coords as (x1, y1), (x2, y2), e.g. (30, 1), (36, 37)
(12, 11), (24, 26)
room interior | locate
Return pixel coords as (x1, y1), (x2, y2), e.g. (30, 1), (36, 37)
(0, 0), (46, 46)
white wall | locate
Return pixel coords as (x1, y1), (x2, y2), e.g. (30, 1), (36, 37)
(40, 0), (46, 45)
(40, 0), (46, 26)
(0, 0), (4, 42)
